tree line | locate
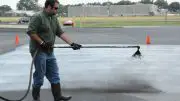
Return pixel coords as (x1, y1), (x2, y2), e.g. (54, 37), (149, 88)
(0, 0), (180, 16)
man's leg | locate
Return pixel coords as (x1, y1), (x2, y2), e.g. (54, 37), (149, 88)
(51, 83), (72, 101)
(32, 52), (47, 101)
(46, 53), (72, 101)
(32, 86), (40, 101)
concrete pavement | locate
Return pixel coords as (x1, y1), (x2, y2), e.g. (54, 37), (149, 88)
(0, 25), (180, 101)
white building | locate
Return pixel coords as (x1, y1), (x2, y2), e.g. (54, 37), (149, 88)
(68, 3), (161, 17)
(5, 10), (35, 16)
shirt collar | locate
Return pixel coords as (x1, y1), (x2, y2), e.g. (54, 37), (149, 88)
(43, 10), (52, 17)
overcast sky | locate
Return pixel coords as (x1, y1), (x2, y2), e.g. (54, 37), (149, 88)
(0, 0), (179, 10)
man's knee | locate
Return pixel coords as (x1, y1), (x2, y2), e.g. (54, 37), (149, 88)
(46, 75), (60, 84)
(33, 76), (44, 87)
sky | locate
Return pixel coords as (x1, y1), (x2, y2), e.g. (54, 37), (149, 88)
(0, 0), (179, 10)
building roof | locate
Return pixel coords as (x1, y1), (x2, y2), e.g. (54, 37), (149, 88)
(5, 10), (35, 16)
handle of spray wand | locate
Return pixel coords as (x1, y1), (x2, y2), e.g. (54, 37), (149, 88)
(53, 45), (141, 58)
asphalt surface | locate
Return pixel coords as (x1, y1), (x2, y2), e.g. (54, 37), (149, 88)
(0, 26), (180, 101)
(1, 26), (180, 54)
(56, 27), (180, 45)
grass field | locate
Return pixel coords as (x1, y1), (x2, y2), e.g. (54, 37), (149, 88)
(0, 16), (180, 27)
(61, 16), (180, 27)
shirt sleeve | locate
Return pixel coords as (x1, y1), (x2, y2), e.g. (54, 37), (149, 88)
(27, 14), (41, 35)
(56, 17), (64, 37)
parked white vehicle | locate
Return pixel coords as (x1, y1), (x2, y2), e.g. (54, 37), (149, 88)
(18, 17), (30, 24)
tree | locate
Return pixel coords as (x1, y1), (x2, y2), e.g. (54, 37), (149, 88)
(102, 1), (113, 6)
(168, 2), (180, 12)
(154, 0), (168, 9)
(0, 5), (12, 16)
(16, 0), (40, 11)
(61, 5), (69, 17)
(57, 4), (66, 16)
(140, 0), (153, 4)
(0, 5), (12, 12)
(87, 2), (102, 5)
(115, 0), (134, 5)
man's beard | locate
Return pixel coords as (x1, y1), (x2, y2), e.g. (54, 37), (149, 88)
(48, 12), (56, 16)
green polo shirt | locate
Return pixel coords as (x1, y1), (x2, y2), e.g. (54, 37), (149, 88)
(27, 10), (64, 53)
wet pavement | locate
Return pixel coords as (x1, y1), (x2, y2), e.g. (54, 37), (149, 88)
(0, 44), (180, 101)
(1, 44), (180, 93)
(0, 27), (180, 101)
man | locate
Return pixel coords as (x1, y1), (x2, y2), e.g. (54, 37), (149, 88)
(27, 0), (82, 101)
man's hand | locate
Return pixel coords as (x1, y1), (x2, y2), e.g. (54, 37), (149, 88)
(71, 43), (82, 50)
(40, 41), (53, 50)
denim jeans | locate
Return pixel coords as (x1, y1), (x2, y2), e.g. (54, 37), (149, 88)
(31, 51), (60, 88)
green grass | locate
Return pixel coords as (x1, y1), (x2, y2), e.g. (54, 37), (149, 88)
(75, 21), (180, 27)
(61, 16), (180, 27)
(0, 16), (180, 27)
(0, 17), (20, 22)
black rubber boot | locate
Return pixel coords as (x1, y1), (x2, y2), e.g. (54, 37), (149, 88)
(32, 86), (40, 101)
(51, 83), (72, 101)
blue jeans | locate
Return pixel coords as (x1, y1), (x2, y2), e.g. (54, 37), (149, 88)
(31, 52), (60, 88)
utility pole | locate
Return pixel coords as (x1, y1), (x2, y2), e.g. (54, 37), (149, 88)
(107, 0), (110, 17)
(165, 0), (168, 23)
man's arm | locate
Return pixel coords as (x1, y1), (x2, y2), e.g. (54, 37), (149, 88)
(59, 33), (73, 45)
(55, 19), (72, 45)
(27, 15), (43, 44)
(29, 34), (44, 45)
(57, 33), (82, 50)
(55, 18), (82, 50)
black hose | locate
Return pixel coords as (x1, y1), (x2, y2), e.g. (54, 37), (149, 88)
(0, 49), (39, 101)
